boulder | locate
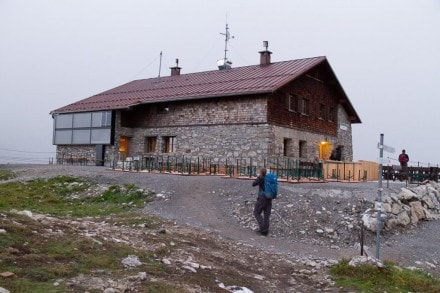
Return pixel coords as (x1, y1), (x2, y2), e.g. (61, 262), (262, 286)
(391, 203), (402, 215)
(385, 218), (399, 230)
(397, 211), (411, 226)
(399, 188), (419, 202)
(421, 194), (435, 209)
(409, 201), (425, 224)
(382, 203), (392, 213)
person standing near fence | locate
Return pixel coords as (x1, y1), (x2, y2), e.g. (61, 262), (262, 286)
(398, 149), (409, 180)
(252, 167), (271, 236)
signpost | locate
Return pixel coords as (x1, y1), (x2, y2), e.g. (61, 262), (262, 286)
(376, 134), (395, 259)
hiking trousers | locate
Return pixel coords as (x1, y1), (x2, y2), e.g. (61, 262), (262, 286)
(254, 196), (272, 233)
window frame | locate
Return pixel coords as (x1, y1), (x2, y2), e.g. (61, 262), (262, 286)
(328, 107), (335, 122)
(318, 103), (326, 120)
(287, 94), (299, 113)
(162, 136), (176, 153)
(144, 136), (158, 153)
(301, 98), (310, 116)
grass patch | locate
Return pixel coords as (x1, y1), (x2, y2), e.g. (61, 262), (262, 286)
(330, 259), (440, 293)
(0, 212), (167, 292)
(144, 280), (178, 293)
(0, 169), (15, 181)
(0, 176), (152, 217)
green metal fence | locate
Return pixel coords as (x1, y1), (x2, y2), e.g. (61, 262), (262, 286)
(112, 155), (323, 181)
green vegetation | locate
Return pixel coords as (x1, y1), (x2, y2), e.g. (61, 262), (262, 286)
(0, 176), (152, 217)
(0, 176), (176, 292)
(0, 212), (167, 292)
(330, 259), (440, 293)
(0, 169), (15, 181)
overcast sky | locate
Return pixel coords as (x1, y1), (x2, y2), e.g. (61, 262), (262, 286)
(1, 0), (439, 165)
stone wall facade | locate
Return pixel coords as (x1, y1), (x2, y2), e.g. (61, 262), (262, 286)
(120, 95), (268, 128)
(120, 123), (271, 163)
(336, 105), (353, 161)
(270, 125), (338, 161)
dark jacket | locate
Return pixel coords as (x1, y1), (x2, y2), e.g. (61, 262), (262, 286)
(252, 175), (265, 194)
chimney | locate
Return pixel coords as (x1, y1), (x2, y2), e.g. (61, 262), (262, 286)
(259, 41), (272, 66)
(170, 58), (181, 76)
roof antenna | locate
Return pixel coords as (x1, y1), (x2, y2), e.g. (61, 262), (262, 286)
(218, 17), (234, 70)
(157, 51), (163, 82)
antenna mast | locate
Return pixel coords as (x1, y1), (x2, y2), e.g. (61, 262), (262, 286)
(218, 21), (234, 70)
(220, 23), (233, 62)
(158, 51), (163, 81)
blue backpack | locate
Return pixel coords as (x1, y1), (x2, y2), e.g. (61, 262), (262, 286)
(260, 173), (278, 199)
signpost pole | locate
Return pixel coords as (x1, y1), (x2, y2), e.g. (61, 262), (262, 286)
(376, 133), (384, 259)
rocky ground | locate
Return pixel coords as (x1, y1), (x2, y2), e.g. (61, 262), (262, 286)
(1, 164), (440, 292)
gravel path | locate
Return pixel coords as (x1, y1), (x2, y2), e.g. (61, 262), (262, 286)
(2, 164), (440, 276)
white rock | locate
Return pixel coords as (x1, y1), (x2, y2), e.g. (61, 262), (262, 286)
(316, 229), (324, 234)
(325, 228), (334, 234)
(138, 272), (148, 281)
(0, 229), (6, 234)
(162, 258), (171, 265)
(0, 287), (10, 293)
(17, 210), (33, 218)
(103, 288), (116, 293)
(253, 274), (265, 280)
(182, 265), (197, 273)
(425, 262), (437, 269)
(121, 255), (142, 268)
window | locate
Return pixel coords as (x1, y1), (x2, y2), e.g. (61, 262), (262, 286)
(144, 136), (157, 153)
(318, 104), (326, 120)
(55, 114), (73, 129)
(53, 111), (113, 145)
(328, 107), (335, 122)
(162, 136), (176, 153)
(299, 140), (307, 158)
(92, 111), (112, 127)
(73, 112), (91, 128)
(287, 94), (299, 112)
(283, 138), (293, 157)
(301, 99), (310, 115)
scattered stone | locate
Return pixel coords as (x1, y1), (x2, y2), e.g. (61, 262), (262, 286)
(253, 274), (265, 280)
(0, 287), (10, 293)
(0, 272), (15, 278)
(182, 265), (197, 273)
(162, 258), (171, 265)
(349, 256), (384, 268)
(158, 228), (167, 234)
(138, 272), (148, 281)
(103, 288), (116, 293)
(0, 229), (6, 234)
(7, 247), (20, 255)
(316, 229), (324, 234)
(121, 255), (142, 268)
(16, 210), (33, 218)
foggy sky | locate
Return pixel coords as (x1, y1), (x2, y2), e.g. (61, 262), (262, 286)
(1, 0), (439, 165)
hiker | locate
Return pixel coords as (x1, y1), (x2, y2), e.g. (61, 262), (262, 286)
(398, 149), (410, 180)
(252, 167), (272, 236)
(398, 149), (409, 167)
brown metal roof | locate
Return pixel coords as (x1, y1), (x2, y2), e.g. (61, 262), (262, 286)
(51, 56), (361, 123)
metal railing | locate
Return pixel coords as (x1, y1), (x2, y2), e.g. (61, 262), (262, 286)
(111, 155), (324, 181)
